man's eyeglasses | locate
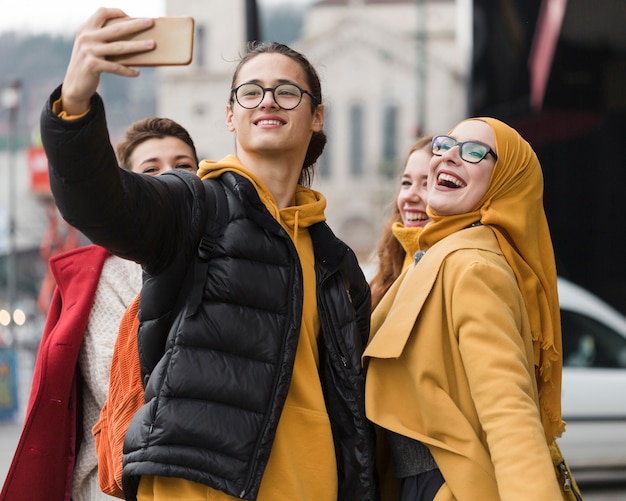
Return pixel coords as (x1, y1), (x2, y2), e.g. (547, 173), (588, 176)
(230, 82), (318, 110)
(431, 135), (498, 164)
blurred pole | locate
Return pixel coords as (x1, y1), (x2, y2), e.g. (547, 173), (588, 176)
(246, 0), (261, 43)
(1, 80), (21, 345)
(455, 0), (473, 118)
(415, 0), (426, 137)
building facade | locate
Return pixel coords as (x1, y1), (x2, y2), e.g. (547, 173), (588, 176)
(158, 1), (246, 162)
(158, 0), (468, 260)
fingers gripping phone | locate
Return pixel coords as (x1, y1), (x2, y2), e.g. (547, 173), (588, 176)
(105, 17), (195, 66)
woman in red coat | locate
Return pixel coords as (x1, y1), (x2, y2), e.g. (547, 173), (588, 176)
(0, 117), (198, 501)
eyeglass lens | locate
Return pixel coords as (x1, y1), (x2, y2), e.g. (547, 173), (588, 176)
(432, 136), (490, 164)
(234, 83), (303, 110)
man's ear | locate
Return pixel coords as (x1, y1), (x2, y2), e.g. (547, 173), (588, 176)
(312, 104), (324, 133)
(226, 104), (235, 132)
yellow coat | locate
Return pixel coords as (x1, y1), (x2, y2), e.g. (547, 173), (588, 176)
(364, 225), (562, 501)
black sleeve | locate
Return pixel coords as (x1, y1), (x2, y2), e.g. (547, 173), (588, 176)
(40, 85), (206, 274)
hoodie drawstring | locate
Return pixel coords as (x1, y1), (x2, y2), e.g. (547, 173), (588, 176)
(293, 210), (300, 254)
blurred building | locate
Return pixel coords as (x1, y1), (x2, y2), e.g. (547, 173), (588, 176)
(157, 0), (626, 313)
(158, 0), (467, 261)
(297, 0), (465, 259)
(157, 1), (248, 163)
(0, 150), (49, 348)
(468, 0), (626, 313)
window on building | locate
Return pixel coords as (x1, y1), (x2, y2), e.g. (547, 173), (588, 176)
(382, 104), (398, 164)
(379, 104), (399, 178)
(349, 104), (364, 177)
(196, 24), (206, 68)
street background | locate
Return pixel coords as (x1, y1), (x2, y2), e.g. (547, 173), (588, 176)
(2, 342), (626, 499)
(2, 0), (626, 499)
(1, 410), (624, 499)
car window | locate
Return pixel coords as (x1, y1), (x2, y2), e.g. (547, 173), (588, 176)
(561, 308), (626, 368)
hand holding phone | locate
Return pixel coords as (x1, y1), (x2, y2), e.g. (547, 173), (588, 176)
(104, 17), (195, 66)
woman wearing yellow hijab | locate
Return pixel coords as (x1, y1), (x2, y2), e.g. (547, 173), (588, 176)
(364, 118), (569, 500)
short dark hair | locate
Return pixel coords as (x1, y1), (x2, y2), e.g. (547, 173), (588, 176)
(230, 41), (326, 187)
(116, 117), (198, 170)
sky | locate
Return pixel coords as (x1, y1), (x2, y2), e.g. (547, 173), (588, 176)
(0, 1), (166, 35)
(0, 0), (312, 35)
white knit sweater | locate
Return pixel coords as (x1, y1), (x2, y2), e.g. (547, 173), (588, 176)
(71, 255), (143, 501)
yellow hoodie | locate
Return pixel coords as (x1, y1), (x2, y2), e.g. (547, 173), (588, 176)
(138, 156), (338, 501)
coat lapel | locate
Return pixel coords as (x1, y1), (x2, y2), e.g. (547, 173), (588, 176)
(365, 226), (497, 359)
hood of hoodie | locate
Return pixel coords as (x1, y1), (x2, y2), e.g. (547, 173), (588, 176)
(198, 155), (327, 239)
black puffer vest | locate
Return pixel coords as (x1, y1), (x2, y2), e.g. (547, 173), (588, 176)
(122, 173), (378, 501)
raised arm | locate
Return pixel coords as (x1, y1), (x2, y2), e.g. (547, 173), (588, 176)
(42, 87), (204, 273)
(60, 8), (156, 116)
(41, 9), (206, 273)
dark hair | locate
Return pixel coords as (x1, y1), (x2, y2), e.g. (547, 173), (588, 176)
(116, 117), (198, 170)
(370, 135), (433, 310)
(230, 41), (326, 187)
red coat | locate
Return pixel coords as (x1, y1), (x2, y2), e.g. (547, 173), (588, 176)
(0, 245), (109, 501)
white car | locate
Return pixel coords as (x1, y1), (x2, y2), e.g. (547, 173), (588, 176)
(361, 264), (626, 477)
(558, 276), (626, 479)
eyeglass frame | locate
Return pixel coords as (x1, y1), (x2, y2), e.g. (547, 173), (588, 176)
(431, 135), (498, 164)
(230, 82), (319, 111)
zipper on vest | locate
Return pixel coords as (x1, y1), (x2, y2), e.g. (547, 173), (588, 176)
(318, 282), (348, 368)
(318, 301), (347, 367)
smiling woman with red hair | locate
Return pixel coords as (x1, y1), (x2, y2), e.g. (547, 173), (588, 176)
(369, 135), (433, 310)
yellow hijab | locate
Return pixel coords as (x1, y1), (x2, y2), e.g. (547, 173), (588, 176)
(419, 117), (564, 441)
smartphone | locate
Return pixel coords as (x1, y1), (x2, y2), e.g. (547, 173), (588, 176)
(104, 17), (195, 66)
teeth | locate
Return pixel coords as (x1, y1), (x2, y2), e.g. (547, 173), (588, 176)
(405, 212), (428, 221)
(438, 172), (465, 188)
(257, 120), (282, 126)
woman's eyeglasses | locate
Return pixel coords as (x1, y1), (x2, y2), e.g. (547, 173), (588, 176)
(431, 135), (498, 163)
(231, 82), (318, 110)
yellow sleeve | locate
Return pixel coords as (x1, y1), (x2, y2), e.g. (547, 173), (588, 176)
(52, 97), (90, 120)
(453, 260), (562, 500)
